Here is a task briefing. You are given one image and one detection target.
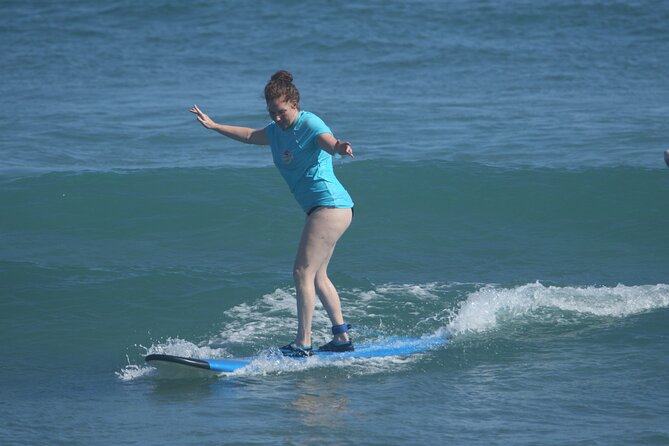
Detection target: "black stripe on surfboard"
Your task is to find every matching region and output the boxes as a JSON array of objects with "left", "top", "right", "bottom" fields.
[{"left": 145, "top": 354, "right": 211, "bottom": 370}]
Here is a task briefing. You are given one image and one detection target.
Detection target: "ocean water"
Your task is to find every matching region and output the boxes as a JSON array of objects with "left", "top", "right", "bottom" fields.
[{"left": 2, "top": 1, "right": 668, "bottom": 445}]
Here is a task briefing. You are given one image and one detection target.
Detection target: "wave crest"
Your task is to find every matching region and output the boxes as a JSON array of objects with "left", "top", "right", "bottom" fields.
[{"left": 447, "top": 282, "right": 669, "bottom": 335}]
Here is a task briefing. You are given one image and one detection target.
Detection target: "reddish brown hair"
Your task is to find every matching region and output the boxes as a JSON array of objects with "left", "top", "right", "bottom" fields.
[{"left": 264, "top": 70, "right": 300, "bottom": 106}]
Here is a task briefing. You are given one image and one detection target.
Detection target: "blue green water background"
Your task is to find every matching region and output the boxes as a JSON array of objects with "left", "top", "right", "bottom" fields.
[{"left": 2, "top": 1, "right": 668, "bottom": 444}]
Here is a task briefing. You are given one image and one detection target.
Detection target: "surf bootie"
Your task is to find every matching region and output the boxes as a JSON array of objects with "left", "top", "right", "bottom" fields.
[
  {"left": 318, "top": 323, "right": 355, "bottom": 352},
  {"left": 318, "top": 340, "right": 354, "bottom": 352},
  {"left": 279, "top": 343, "right": 314, "bottom": 357}
]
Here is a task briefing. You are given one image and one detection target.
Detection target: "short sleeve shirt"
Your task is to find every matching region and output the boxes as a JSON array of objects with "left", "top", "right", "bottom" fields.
[{"left": 264, "top": 111, "right": 354, "bottom": 212}]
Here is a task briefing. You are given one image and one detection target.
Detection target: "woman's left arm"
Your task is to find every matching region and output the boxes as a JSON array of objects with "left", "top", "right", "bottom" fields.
[{"left": 317, "top": 133, "right": 354, "bottom": 158}]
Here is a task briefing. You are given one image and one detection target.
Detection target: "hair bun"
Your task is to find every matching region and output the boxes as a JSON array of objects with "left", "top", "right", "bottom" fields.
[
  {"left": 271, "top": 70, "right": 293, "bottom": 83},
  {"left": 265, "top": 70, "right": 300, "bottom": 104}
]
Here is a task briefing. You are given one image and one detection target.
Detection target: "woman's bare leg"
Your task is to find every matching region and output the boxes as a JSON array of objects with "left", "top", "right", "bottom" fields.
[
  {"left": 292, "top": 207, "right": 352, "bottom": 347},
  {"left": 315, "top": 254, "right": 349, "bottom": 343}
]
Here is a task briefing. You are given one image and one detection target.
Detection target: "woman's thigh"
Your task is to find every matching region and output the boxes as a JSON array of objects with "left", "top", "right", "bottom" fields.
[{"left": 294, "top": 208, "right": 352, "bottom": 274}]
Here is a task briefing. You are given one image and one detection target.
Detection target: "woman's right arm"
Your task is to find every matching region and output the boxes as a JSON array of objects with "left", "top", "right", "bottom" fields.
[{"left": 190, "top": 105, "right": 269, "bottom": 145}]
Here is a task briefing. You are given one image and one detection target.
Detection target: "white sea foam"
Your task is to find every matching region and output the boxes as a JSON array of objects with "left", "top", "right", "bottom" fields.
[
  {"left": 223, "top": 350, "right": 421, "bottom": 379},
  {"left": 119, "top": 281, "right": 668, "bottom": 380},
  {"left": 116, "top": 362, "right": 154, "bottom": 382},
  {"left": 447, "top": 282, "right": 669, "bottom": 335},
  {"left": 374, "top": 283, "right": 440, "bottom": 299},
  {"left": 214, "top": 287, "right": 332, "bottom": 345}
]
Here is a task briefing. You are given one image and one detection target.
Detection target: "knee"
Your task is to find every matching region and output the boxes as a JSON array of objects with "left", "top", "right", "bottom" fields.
[{"left": 293, "top": 264, "right": 313, "bottom": 285}]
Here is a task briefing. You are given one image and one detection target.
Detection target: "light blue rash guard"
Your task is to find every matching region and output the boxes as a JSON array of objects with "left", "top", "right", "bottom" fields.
[{"left": 264, "top": 111, "right": 354, "bottom": 213}]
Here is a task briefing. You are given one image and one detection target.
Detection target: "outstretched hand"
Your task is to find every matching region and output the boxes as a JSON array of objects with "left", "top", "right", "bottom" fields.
[
  {"left": 335, "top": 140, "right": 354, "bottom": 158},
  {"left": 190, "top": 105, "right": 216, "bottom": 129}
]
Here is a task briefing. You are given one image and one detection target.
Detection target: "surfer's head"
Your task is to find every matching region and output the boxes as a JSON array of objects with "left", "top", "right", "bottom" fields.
[
  {"left": 265, "top": 70, "right": 300, "bottom": 106},
  {"left": 265, "top": 70, "right": 300, "bottom": 129}
]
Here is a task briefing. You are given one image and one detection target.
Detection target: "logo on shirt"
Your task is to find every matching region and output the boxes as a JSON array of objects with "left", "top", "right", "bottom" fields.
[{"left": 282, "top": 149, "right": 293, "bottom": 164}]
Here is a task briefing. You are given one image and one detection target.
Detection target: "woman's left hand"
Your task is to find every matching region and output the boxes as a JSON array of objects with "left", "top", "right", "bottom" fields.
[{"left": 334, "top": 140, "right": 354, "bottom": 158}]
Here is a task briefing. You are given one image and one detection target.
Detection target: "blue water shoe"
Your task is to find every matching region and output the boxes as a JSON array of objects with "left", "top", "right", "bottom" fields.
[
  {"left": 280, "top": 343, "right": 314, "bottom": 357},
  {"left": 318, "top": 323, "right": 355, "bottom": 352}
]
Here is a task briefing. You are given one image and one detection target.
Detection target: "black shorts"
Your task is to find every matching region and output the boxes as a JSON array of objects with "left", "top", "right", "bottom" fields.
[{"left": 307, "top": 206, "right": 355, "bottom": 217}]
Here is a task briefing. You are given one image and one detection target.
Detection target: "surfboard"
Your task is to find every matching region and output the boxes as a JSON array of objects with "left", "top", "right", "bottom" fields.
[{"left": 145, "top": 334, "right": 446, "bottom": 374}]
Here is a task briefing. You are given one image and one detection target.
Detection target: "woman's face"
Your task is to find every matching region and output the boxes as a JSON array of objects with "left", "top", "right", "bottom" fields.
[{"left": 267, "top": 97, "right": 299, "bottom": 129}]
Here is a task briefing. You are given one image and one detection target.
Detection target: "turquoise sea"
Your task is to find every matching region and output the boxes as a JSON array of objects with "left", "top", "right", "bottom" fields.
[{"left": 2, "top": 1, "right": 668, "bottom": 445}]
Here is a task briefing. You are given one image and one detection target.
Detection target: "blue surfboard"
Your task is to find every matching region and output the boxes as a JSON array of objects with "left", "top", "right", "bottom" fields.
[{"left": 145, "top": 335, "right": 446, "bottom": 374}]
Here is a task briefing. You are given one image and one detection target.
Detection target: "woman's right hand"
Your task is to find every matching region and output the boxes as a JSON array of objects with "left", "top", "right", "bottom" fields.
[
  {"left": 189, "top": 105, "right": 268, "bottom": 145},
  {"left": 190, "top": 105, "right": 217, "bottom": 129}
]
